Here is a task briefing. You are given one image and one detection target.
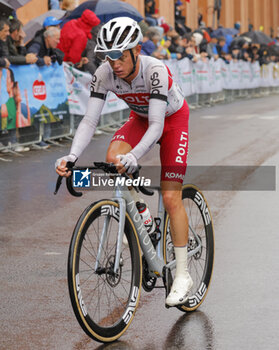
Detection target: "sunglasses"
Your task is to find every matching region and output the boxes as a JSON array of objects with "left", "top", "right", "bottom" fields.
[{"left": 95, "top": 49, "right": 124, "bottom": 61}]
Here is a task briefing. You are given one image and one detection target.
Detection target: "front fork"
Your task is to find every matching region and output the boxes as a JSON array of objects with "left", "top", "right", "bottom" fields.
[{"left": 94, "top": 199, "right": 126, "bottom": 275}]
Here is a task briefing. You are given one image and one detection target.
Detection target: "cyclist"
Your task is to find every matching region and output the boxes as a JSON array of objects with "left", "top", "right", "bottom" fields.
[{"left": 56, "top": 17, "right": 193, "bottom": 306}]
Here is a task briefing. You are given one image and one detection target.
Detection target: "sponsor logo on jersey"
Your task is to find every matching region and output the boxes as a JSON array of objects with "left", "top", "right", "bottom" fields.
[
  {"left": 176, "top": 131, "right": 188, "bottom": 164},
  {"left": 150, "top": 72, "right": 163, "bottom": 95},
  {"left": 112, "top": 135, "right": 125, "bottom": 141},
  {"left": 116, "top": 93, "right": 150, "bottom": 105},
  {"left": 165, "top": 172, "right": 184, "bottom": 180},
  {"left": 90, "top": 75, "right": 97, "bottom": 94}
]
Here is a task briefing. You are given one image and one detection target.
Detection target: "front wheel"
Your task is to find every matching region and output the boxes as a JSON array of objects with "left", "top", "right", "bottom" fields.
[
  {"left": 163, "top": 184, "right": 214, "bottom": 312},
  {"left": 68, "top": 200, "right": 142, "bottom": 343}
]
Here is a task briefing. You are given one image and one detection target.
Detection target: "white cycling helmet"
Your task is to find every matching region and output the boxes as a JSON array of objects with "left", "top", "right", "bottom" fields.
[{"left": 95, "top": 17, "right": 143, "bottom": 61}]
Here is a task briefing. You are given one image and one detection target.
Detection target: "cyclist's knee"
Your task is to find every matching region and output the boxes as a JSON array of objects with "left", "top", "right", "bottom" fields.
[{"left": 162, "top": 191, "right": 182, "bottom": 215}]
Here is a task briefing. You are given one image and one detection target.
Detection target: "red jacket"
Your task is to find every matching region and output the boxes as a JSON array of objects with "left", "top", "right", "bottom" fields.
[{"left": 58, "top": 9, "right": 100, "bottom": 64}]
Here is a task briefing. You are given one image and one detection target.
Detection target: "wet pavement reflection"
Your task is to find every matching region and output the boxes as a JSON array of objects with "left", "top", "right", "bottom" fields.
[{"left": 1, "top": 96, "right": 279, "bottom": 349}]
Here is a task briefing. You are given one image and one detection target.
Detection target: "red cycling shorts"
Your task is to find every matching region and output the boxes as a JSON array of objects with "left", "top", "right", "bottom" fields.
[{"left": 111, "top": 100, "right": 189, "bottom": 183}]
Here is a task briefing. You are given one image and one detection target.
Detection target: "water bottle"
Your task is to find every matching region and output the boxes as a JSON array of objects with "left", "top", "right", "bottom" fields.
[{"left": 136, "top": 201, "right": 155, "bottom": 234}]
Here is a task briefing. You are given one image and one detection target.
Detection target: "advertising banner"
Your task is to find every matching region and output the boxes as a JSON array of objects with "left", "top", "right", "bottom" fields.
[
  {"left": 272, "top": 63, "right": 279, "bottom": 87},
  {"left": 64, "top": 63, "right": 128, "bottom": 116},
  {"left": 177, "top": 58, "right": 196, "bottom": 96},
  {"left": 63, "top": 59, "right": 279, "bottom": 117},
  {"left": 0, "top": 63, "right": 69, "bottom": 131}
]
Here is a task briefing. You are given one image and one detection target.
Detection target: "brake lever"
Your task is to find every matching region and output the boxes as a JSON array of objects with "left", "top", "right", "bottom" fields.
[
  {"left": 54, "top": 160, "right": 82, "bottom": 196},
  {"left": 65, "top": 161, "right": 83, "bottom": 197},
  {"left": 54, "top": 175, "right": 63, "bottom": 195}
]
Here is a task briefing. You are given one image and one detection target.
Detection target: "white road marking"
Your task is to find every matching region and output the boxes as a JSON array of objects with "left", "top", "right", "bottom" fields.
[
  {"left": 236, "top": 114, "right": 257, "bottom": 120},
  {"left": 259, "top": 116, "right": 279, "bottom": 120},
  {"left": 200, "top": 115, "right": 221, "bottom": 119},
  {"left": 44, "top": 252, "right": 62, "bottom": 255}
]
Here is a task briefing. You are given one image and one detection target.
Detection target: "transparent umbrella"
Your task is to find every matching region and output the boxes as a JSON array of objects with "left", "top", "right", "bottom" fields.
[
  {"left": 23, "top": 9, "right": 66, "bottom": 44},
  {"left": 3, "top": 0, "right": 31, "bottom": 8}
]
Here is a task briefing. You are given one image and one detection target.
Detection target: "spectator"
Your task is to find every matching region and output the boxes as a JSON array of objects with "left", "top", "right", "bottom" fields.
[
  {"left": 248, "top": 44, "right": 260, "bottom": 63},
  {"left": 48, "top": 0, "right": 60, "bottom": 10},
  {"left": 5, "top": 18, "right": 38, "bottom": 65},
  {"left": 58, "top": 9, "right": 100, "bottom": 67},
  {"left": 179, "top": 33, "right": 196, "bottom": 61},
  {"left": 0, "top": 18, "right": 10, "bottom": 68},
  {"left": 79, "top": 23, "right": 102, "bottom": 74},
  {"left": 159, "top": 24, "right": 181, "bottom": 59},
  {"left": 138, "top": 20, "right": 150, "bottom": 37},
  {"left": 214, "top": 36, "right": 227, "bottom": 56},
  {"left": 27, "top": 26, "right": 64, "bottom": 66},
  {"left": 145, "top": 0, "right": 159, "bottom": 27},
  {"left": 141, "top": 27, "right": 161, "bottom": 56},
  {"left": 174, "top": 0, "right": 191, "bottom": 36},
  {"left": 43, "top": 16, "right": 62, "bottom": 30},
  {"left": 169, "top": 34, "right": 184, "bottom": 55},
  {"left": 234, "top": 22, "right": 241, "bottom": 33},
  {"left": 206, "top": 32, "right": 219, "bottom": 59},
  {"left": 26, "top": 16, "right": 62, "bottom": 49},
  {"left": 27, "top": 26, "right": 63, "bottom": 149}
]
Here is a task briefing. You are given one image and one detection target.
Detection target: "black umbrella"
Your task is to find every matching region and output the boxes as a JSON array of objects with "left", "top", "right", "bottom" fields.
[
  {"left": 0, "top": 0, "right": 13, "bottom": 16},
  {"left": 229, "top": 36, "right": 252, "bottom": 49},
  {"left": 240, "top": 31, "right": 273, "bottom": 45},
  {"left": 0, "top": 0, "right": 31, "bottom": 17},
  {"left": 268, "top": 44, "right": 279, "bottom": 56},
  {"left": 23, "top": 9, "right": 66, "bottom": 43}
]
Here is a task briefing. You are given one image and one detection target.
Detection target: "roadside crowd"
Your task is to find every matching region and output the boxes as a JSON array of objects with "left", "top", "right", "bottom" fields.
[
  {"left": 0, "top": 0, "right": 279, "bottom": 153},
  {"left": 1, "top": 0, "right": 279, "bottom": 72}
]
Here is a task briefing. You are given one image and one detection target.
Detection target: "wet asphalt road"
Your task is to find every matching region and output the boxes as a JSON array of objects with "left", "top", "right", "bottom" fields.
[{"left": 1, "top": 95, "right": 279, "bottom": 350}]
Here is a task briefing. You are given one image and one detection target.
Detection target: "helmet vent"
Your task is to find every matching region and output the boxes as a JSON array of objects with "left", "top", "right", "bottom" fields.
[
  {"left": 117, "top": 26, "right": 131, "bottom": 45},
  {"left": 110, "top": 21, "right": 116, "bottom": 31}
]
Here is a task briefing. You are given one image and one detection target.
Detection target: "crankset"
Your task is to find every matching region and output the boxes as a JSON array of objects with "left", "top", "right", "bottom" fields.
[{"left": 141, "top": 256, "right": 157, "bottom": 292}]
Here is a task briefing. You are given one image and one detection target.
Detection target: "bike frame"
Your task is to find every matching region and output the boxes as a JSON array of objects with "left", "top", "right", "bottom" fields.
[{"left": 95, "top": 181, "right": 203, "bottom": 278}]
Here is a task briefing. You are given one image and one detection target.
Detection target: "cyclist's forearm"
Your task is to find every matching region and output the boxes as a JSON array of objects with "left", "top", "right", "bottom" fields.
[
  {"left": 131, "top": 99, "right": 166, "bottom": 160},
  {"left": 70, "top": 97, "right": 104, "bottom": 158}
]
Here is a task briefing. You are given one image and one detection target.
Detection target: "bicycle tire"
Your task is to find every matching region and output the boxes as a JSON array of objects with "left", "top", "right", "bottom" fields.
[
  {"left": 163, "top": 184, "right": 214, "bottom": 312},
  {"left": 68, "top": 199, "right": 142, "bottom": 343}
]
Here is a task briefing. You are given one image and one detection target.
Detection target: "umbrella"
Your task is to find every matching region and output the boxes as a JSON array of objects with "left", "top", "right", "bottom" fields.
[
  {"left": 95, "top": 0, "right": 143, "bottom": 23},
  {"left": 240, "top": 31, "right": 273, "bottom": 45},
  {"left": 211, "top": 27, "right": 239, "bottom": 38},
  {"left": 229, "top": 36, "right": 252, "bottom": 49},
  {"left": 268, "top": 44, "right": 279, "bottom": 56},
  {"left": 3, "top": 0, "right": 31, "bottom": 9},
  {"left": 23, "top": 9, "right": 66, "bottom": 43},
  {"left": 61, "top": 0, "right": 143, "bottom": 27},
  {"left": 0, "top": 0, "right": 13, "bottom": 16}
]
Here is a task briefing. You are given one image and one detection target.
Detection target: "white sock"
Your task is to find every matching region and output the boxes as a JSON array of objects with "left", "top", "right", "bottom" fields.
[{"left": 174, "top": 245, "right": 188, "bottom": 279}]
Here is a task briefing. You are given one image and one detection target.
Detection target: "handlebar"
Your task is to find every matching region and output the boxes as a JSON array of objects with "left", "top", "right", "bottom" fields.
[{"left": 54, "top": 161, "right": 154, "bottom": 197}]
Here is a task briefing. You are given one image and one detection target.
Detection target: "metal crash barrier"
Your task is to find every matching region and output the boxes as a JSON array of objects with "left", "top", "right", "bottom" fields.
[{"left": 1, "top": 59, "right": 279, "bottom": 159}]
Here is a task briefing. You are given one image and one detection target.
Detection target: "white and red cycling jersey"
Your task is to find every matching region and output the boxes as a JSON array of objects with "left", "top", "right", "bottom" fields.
[
  {"left": 70, "top": 55, "right": 189, "bottom": 183},
  {"left": 90, "top": 55, "right": 185, "bottom": 117}
]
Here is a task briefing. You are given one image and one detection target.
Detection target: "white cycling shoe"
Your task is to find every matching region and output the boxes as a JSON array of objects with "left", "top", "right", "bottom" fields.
[{"left": 165, "top": 272, "right": 193, "bottom": 307}]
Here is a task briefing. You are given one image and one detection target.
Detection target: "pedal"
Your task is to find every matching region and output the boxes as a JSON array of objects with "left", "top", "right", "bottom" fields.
[
  {"left": 142, "top": 256, "right": 157, "bottom": 292},
  {"left": 162, "top": 266, "right": 173, "bottom": 309}
]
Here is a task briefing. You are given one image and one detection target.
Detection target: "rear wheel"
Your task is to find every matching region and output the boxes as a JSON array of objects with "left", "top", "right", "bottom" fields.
[
  {"left": 163, "top": 184, "right": 214, "bottom": 311},
  {"left": 68, "top": 200, "right": 142, "bottom": 342}
]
